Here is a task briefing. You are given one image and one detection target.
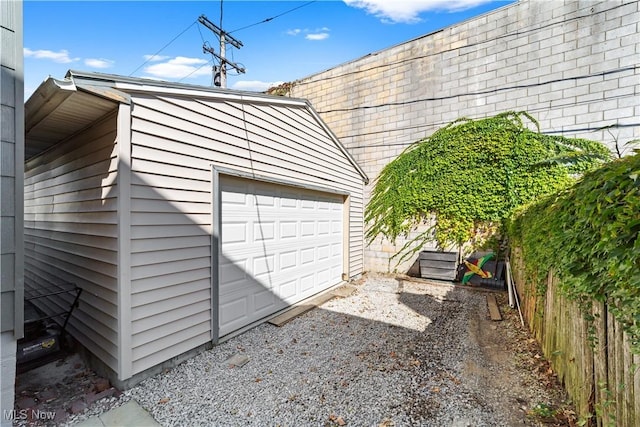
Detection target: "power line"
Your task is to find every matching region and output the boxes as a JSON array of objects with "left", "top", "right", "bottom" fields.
[
  {"left": 339, "top": 91, "right": 640, "bottom": 149},
  {"left": 295, "top": 2, "right": 631, "bottom": 88},
  {"left": 356, "top": 119, "right": 640, "bottom": 165},
  {"left": 316, "top": 66, "right": 638, "bottom": 114},
  {"left": 178, "top": 57, "right": 214, "bottom": 83},
  {"left": 229, "top": 0, "right": 317, "bottom": 34},
  {"left": 129, "top": 20, "right": 198, "bottom": 77}
]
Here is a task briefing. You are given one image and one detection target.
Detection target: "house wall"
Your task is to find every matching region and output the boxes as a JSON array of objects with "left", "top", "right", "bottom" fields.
[
  {"left": 126, "top": 92, "right": 364, "bottom": 376},
  {"left": 0, "top": 0, "right": 24, "bottom": 424},
  {"left": 24, "top": 113, "right": 120, "bottom": 374},
  {"left": 289, "top": 0, "right": 640, "bottom": 272}
]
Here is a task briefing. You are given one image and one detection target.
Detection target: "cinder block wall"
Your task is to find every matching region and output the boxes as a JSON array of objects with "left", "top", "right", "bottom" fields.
[{"left": 289, "top": 0, "right": 640, "bottom": 273}]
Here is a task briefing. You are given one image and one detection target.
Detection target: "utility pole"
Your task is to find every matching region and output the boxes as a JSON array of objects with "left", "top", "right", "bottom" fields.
[{"left": 198, "top": 14, "right": 245, "bottom": 88}]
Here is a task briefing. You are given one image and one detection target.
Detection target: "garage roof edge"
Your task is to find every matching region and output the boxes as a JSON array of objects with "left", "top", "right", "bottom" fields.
[
  {"left": 306, "top": 102, "right": 369, "bottom": 185},
  {"left": 65, "top": 70, "right": 369, "bottom": 184}
]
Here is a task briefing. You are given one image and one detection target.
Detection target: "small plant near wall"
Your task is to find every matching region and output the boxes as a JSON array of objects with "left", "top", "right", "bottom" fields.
[
  {"left": 365, "top": 111, "right": 610, "bottom": 266},
  {"left": 508, "top": 153, "right": 640, "bottom": 353},
  {"left": 266, "top": 81, "right": 296, "bottom": 96}
]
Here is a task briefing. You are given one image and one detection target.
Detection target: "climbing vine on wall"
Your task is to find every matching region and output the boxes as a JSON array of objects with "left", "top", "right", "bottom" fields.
[
  {"left": 266, "top": 81, "right": 296, "bottom": 96},
  {"left": 365, "top": 111, "right": 611, "bottom": 264},
  {"left": 508, "top": 153, "right": 640, "bottom": 352}
]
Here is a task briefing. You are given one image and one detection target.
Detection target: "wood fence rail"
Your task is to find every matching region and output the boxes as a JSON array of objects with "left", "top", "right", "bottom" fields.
[{"left": 511, "top": 248, "right": 639, "bottom": 427}]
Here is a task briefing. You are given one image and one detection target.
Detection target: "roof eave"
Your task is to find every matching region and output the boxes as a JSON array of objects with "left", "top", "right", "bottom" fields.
[{"left": 24, "top": 76, "right": 124, "bottom": 161}]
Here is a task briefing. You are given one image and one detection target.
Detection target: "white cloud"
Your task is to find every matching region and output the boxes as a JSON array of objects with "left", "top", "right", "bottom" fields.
[
  {"left": 232, "top": 80, "right": 285, "bottom": 92},
  {"left": 287, "top": 27, "right": 331, "bottom": 41},
  {"left": 143, "top": 56, "right": 211, "bottom": 79},
  {"left": 84, "top": 58, "right": 114, "bottom": 69},
  {"left": 24, "top": 48, "right": 79, "bottom": 63},
  {"left": 306, "top": 33, "right": 330, "bottom": 41},
  {"left": 143, "top": 54, "right": 170, "bottom": 62},
  {"left": 343, "top": 0, "right": 493, "bottom": 23}
]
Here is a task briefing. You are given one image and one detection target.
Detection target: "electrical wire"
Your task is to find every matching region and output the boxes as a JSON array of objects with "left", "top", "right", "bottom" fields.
[
  {"left": 177, "top": 58, "right": 214, "bottom": 83},
  {"left": 295, "top": 2, "right": 631, "bottom": 88},
  {"left": 228, "top": 0, "right": 317, "bottom": 34},
  {"left": 315, "top": 66, "right": 638, "bottom": 114},
  {"left": 341, "top": 90, "right": 640, "bottom": 148},
  {"left": 129, "top": 20, "right": 198, "bottom": 77}
]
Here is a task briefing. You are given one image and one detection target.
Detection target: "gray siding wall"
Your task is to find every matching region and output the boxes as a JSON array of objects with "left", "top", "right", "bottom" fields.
[
  {"left": 24, "top": 113, "right": 119, "bottom": 373},
  {"left": 1, "top": 0, "right": 23, "bottom": 422},
  {"left": 127, "top": 93, "right": 364, "bottom": 375},
  {"left": 290, "top": 0, "right": 640, "bottom": 272},
  {"left": 0, "top": 0, "right": 23, "bottom": 335}
]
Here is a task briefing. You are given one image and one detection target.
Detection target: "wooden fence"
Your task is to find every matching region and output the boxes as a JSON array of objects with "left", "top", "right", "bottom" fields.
[{"left": 510, "top": 248, "right": 639, "bottom": 426}]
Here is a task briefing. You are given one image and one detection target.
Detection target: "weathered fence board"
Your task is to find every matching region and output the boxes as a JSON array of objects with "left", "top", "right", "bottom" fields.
[
  {"left": 634, "top": 352, "right": 640, "bottom": 427},
  {"left": 592, "top": 302, "right": 609, "bottom": 427},
  {"left": 511, "top": 249, "right": 637, "bottom": 426}
]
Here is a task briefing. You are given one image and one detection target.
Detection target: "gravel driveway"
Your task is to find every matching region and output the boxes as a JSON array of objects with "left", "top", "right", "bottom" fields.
[{"left": 67, "top": 274, "right": 570, "bottom": 426}]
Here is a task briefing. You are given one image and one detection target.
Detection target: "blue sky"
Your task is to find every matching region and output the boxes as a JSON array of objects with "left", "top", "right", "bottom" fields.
[{"left": 24, "top": 0, "right": 515, "bottom": 98}]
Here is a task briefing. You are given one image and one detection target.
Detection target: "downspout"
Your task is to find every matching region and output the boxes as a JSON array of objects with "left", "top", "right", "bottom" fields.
[{"left": 116, "top": 103, "right": 133, "bottom": 381}]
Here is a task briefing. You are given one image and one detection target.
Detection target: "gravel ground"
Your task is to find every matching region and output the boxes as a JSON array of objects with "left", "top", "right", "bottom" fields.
[{"left": 59, "top": 273, "right": 570, "bottom": 427}]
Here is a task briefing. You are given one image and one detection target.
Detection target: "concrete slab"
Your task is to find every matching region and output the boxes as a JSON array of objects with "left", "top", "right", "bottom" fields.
[
  {"left": 75, "top": 400, "right": 160, "bottom": 427},
  {"left": 73, "top": 416, "right": 105, "bottom": 427}
]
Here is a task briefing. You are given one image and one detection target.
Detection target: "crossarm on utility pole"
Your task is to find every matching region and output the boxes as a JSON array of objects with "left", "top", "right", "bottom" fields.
[{"left": 198, "top": 14, "right": 245, "bottom": 88}]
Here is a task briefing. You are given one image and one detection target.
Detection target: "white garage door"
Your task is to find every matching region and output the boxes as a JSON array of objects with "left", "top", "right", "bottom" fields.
[{"left": 218, "top": 176, "right": 344, "bottom": 337}]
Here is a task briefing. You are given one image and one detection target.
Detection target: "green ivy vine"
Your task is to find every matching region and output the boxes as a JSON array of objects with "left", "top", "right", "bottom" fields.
[
  {"left": 365, "top": 111, "right": 611, "bottom": 265},
  {"left": 508, "top": 153, "right": 640, "bottom": 353}
]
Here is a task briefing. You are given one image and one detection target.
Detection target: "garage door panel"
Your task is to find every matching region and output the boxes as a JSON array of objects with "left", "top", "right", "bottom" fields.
[
  {"left": 301, "top": 199, "right": 315, "bottom": 209},
  {"left": 300, "top": 273, "right": 315, "bottom": 293},
  {"left": 280, "top": 221, "right": 297, "bottom": 239},
  {"left": 221, "top": 188, "right": 248, "bottom": 205},
  {"left": 254, "top": 222, "right": 275, "bottom": 241},
  {"left": 253, "top": 255, "right": 275, "bottom": 278},
  {"left": 255, "top": 194, "right": 275, "bottom": 206},
  {"left": 280, "top": 251, "right": 297, "bottom": 271},
  {"left": 280, "top": 193, "right": 298, "bottom": 208},
  {"left": 254, "top": 289, "right": 276, "bottom": 312},
  {"left": 332, "top": 242, "right": 342, "bottom": 257},
  {"left": 219, "top": 176, "right": 343, "bottom": 337},
  {"left": 219, "top": 258, "right": 249, "bottom": 290},
  {"left": 318, "top": 221, "right": 331, "bottom": 235},
  {"left": 220, "top": 298, "right": 247, "bottom": 325},
  {"left": 278, "top": 279, "right": 297, "bottom": 300},
  {"left": 318, "top": 200, "right": 332, "bottom": 210},
  {"left": 331, "top": 265, "right": 343, "bottom": 280},
  {"left": 222, "top": 222, "right": 247, "bottom": 244},
  {"left": 300, "top": 221, "right": 315, "bottom": 237},
  {"left": 317, "top": 244, "right": 331, "bottom": 261}
]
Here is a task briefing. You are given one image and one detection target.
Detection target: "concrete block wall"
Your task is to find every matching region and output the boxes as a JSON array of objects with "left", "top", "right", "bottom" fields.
[{"left": 290, "top": 0, "right": 640, "bottom": 273}]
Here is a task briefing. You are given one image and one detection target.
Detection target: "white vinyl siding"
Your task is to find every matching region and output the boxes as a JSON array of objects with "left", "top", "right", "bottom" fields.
[
  {"left": 128, "top": 99, "right": 213, "bottom": 375},
  {"left": 24, "top": 114, "right": 119, "bottom": 372},
  {"left": 24, "top": 75, "right": 365, "bottom": 382},
  {"left": 127, "top": 92, "right": 363, "bottom": 371},
  {"left": 131, "top": 93, "right": 364, "bottom": 268}
]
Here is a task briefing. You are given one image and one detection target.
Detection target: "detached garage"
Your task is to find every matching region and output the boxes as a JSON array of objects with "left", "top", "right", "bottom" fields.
[{"left": 24, "top": 70, "right": 367, "bottom": 386}]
